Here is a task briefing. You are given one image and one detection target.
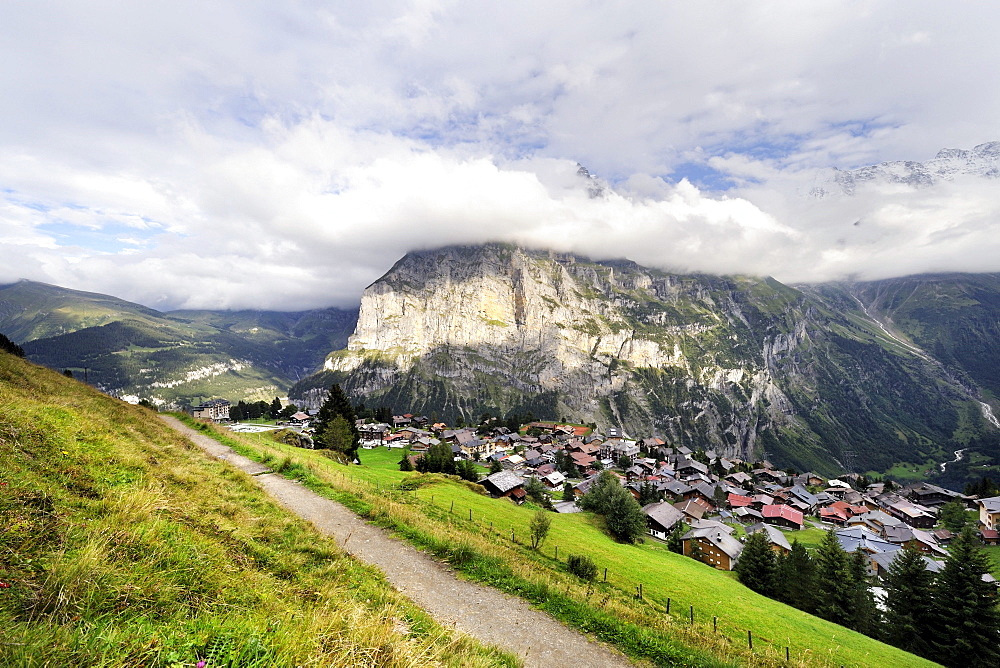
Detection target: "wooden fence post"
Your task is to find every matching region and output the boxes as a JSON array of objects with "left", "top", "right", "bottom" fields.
[
  {"left": 666, "top": 598, "right": 670, "bottom": 614},
  {"left": 555, "top": 546, "right": 558, "bottom": 560},
  {"left": 747, "top": 630, "right": 753, "bottom": 650},
  {"left": 603, "top": 568, "right": 607, "bottom": 582},
  {"left": 713, "top": 616, "right": 717, "bottom": 633},
  {"left": 689, "top": 605, "right": 694, "bottom": 624}
]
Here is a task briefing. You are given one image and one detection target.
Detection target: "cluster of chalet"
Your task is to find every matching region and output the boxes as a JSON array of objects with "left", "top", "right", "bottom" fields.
[
  {"left": 352, "top": 413, "right": 995, "bottom": 578},
  {"left": 634, "top": 455, "right": 979, "bottom": 573}
]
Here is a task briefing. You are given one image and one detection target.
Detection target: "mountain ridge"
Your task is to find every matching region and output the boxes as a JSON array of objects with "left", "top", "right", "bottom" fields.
[
  {"left": 0, "top": 280, "right": 358, "bottom": 407},
  {"left": 293, "top": 243, "right": 994, "bottom": 477}
]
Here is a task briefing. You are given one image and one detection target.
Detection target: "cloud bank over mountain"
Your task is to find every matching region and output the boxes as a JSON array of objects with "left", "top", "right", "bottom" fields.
[{"left": 1, "top": 2, "right": 999, "bottom": 309}]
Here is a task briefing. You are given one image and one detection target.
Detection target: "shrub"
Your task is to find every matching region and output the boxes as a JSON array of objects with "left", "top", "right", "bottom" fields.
[{"left": 566, "top": 553, "right": 597, "bottom": 581}]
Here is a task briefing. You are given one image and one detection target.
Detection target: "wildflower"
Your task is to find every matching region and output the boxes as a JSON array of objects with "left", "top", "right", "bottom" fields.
[
  {"left": 196, "top": 661, "right": 205, "bottom": 668},
  {"left": 0, "top": 582, "right": 10, "bottom": 588}
]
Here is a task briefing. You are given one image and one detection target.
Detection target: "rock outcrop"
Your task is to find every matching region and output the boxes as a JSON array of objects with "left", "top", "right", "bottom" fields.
[{"left": 304, "top": 244, "right": 973, "bottom": 474}]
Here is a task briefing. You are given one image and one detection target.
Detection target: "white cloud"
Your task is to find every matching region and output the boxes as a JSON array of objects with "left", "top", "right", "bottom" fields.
[{"left": 1, "top": 2, "right": 999, "bottom": 308}]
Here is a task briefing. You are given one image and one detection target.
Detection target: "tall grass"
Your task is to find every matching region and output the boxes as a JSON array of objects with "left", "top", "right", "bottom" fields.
[{"left": 0, "top": 354, "right": 517, "bottom": 667}]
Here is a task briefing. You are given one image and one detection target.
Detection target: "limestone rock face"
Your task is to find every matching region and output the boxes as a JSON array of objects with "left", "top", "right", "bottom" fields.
[
  {"left": 333, "top": 246, "right": 685, "bottom": 377},
  {"left": 305, "top": 244, "right": 971, "bottom": 474}
]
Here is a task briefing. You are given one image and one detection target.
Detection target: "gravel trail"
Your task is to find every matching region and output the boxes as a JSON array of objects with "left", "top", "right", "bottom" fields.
[{"left": 160, "top": 416, "right": 634, "bottom": 667}]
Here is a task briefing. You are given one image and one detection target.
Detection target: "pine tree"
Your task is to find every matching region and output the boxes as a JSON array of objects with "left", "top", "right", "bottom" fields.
[
  {"left": 815, "top": 530, "right": 853, "bottom": 626},
  {"left": 456, "top": 459, "right": 479, "bottom": 482},
  {"left": 666, "top": 523, "right": 685, "bottom": 554},
  {"left": 775, "top": 539, "right": 817, "bottom": 613},
  {"left": 931, "top": 525, "right": 1000, "bottom": 667},
  {"left": 270, "top": 396, "right": 282, "bottom": 418},
  {"left": 313, "top": 384, "right": 360, "bottom": 460},
  {"left": 489, "top": 458, "right": 503, "bottom": 474},
  {"left": 0, "top": 332, "right": 24, "bottom": 357},
  {"left": 735, "top": 531, "right": 776, "bottom": 597},
  {"left": 883, "top": 545, "right": 936, "bottom": 658},
  {"left": 638, "top": 480, "right": 661, "bottom": 505},
  {"left": 847, "top": 547, "right": 879, "bottom": 635}
]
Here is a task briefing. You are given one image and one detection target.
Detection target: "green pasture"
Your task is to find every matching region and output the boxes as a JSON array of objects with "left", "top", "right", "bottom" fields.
[{"left": 216, "top": 433, "right": 938, "bottom": 668}]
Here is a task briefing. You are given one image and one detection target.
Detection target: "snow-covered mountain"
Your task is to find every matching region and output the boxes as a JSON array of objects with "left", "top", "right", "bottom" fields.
[{"left": 813, "top": 141, "right": 1000, "bottom": 196}]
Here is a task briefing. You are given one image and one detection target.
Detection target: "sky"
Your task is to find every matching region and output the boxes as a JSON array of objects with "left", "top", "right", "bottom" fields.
[{"left": 2, "top": 1, "right": 999, "bottom": 310}]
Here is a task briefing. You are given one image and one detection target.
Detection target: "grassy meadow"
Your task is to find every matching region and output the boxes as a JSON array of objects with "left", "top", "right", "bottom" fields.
[
  {"left": 189, "top": 431, "right": 940, "bottom": 668},
  {"left": 0, "top": 354, "right": 517, "bottom": 668}
]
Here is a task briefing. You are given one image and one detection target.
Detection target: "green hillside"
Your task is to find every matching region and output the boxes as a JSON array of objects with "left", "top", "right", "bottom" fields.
[
  {"left": 0, "top": 352, "right": 513, "bottom": 667},
  {"left": 852, "top": 273, "right": 1000, "bottom": 398},
  {"left": 190, "top": 424, "right": 939, "bottom": 667},
  {"left": 0, "top": 280, "right": 358, "bottom": 407},
  {"left": 0, "top": 279, "right": 170, "bottom": 342}
]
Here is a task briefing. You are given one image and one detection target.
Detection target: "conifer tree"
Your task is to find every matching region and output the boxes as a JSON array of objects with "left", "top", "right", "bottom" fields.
[
  {"left": 270, "top": 396, "right": 282, "bottom": 418},
  {"left": 0, "top": 332, "right": 24, "bottom": 357},
  {"left": 931, "top": 525, "right": 1000, "bottom": 667},
  {"left": 735, "top": 531, "right": 777, "bottom": 596},
  {"left": 456, "top": 459, "right": 479, "bottom": 482},
  {"left": 815, "top": 530, "right": 853, "bottom": 626},
  {"left": 847, "top": 548, "right": 879, "bottom": 635},
  {"left": 313, "top": 384, "right": 360, "bottom": 461},
  {"left": 883, "top": 545, "right": 936, "bottom": 658},
  {"left": 775, "top": 539, "right": 817, "bottom": 612},
  {"left": 666, "top": 523, "right": 685, "bottom": 554}
]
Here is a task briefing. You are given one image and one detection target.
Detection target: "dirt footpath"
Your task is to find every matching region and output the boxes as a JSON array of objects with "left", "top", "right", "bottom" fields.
[{"left": 160, "top": 416, "right": 633, "bottom": 668}]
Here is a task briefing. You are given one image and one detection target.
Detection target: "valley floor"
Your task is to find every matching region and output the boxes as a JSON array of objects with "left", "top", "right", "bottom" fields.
[{"left": 160, "top": 416, "right": 633, "bottom": 668}]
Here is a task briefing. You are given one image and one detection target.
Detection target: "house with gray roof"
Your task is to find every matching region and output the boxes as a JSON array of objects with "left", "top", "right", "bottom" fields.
[
  {"left": 642, "top": 502, "right": 685, "bottom": 540},
  {"left": 682, "top": 526, "right": 744, "bottom": 571},
  {"left": 747, "top": 522, "right": 792, "bottom": 554},
  {"left": 479, "top": 471, "right": 526, "bottom": 502}
]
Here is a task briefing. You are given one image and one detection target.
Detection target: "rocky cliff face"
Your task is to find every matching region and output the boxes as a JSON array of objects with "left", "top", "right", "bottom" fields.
[{"left": 305, "top": 244, "right": 976, "bottom": 474}]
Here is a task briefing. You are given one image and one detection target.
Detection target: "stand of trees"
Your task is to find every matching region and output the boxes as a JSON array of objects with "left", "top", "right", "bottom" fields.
[
  {"left": 354, "top": 402, "right": 393, "bottom": 424},
  {"left": 736, "top": 527, "right": 1000, "bottom": 666},
  {"left": 579, "top": 471, "right": 646, "bottom": 543},
  {"left": 229, "top": 397, "right": 298, "bottom": 422},
  {"left": 0, "top": 332, "right": 24, "bottom": 357},
  {"left": 402, "top": 441, "right": 479, "bottom": 482},
  {"left": 312, "top": 384, "right": 360, "bottom": 462}
]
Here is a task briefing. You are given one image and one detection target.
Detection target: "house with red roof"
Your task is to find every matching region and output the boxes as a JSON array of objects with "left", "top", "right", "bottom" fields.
[
  {"left": 727, "top": 493, "right": 752, "bottom": 508},
  {"left": 762, "top": 504, "right": 804, "bottom": 530}
]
